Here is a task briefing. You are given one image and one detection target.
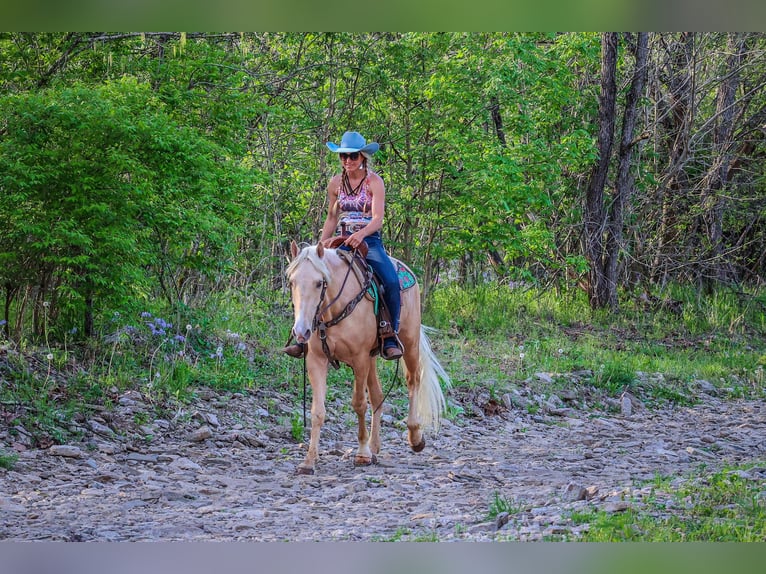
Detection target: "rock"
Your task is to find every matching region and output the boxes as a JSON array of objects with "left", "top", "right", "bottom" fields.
[
  {"left": 695, "top": 380, "right": 717, "bottom": 395},
  {"left": 467, "top": 521, "right": 497, "bottom": 534},
  {"left": 563, "top": 482, "right": 588, "bottom": 501},
  {"left": 603, "top": 501, "right": 631, "bottom": 513},
  {"left": 560, "top": 390, "right": 578, "bottom": 402},
  {"left": 49, "top": 445, "right": 83, "bottom": 458},
  {"left": 503, "top": 392, "right": 530, "bottom": 410},
  {"left": 233, "top": 432, "right": 266, "bottom": 448},
  {"left": 620, "top": 394, "right": 633, "bottom": 417},
  {"left": 194, "top": 412, "right": 220, "bottom": 428},
  {"left": 1, "top": 381, "right": 764, "bottom": 543},
  {"left": 190, "top": 426, "right": 213, "bottom": 442},
  {"left": 118, "top": 391, "right": 145, "bottom": 407},
  {"left": 495, "top": 511, "right": 510, "bottom": 529},
  {"left": 168, "top": 457, "right": 202, "bottom": 472},
  {"left": 126, "top": 452, "right": 159, "bottom": 463},
  {"left": 88, "top": 419, "right": 115, "bottom": 437},
  {"left": 0, "top": 497, "right": 26, "bottom": 513}
]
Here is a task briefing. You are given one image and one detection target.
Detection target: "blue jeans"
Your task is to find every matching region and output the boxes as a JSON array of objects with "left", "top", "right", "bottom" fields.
[{"left": 362, "top": 233, "right": 401, "bottom": 335}]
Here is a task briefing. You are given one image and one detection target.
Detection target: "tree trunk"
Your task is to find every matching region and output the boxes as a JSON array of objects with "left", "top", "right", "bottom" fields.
[
  {"left": 605, "top": 33, "right": 649, "bottom": 310},
  {"left": 584, "top": 33, "right": 618, "bottom": 309},
  {"left": 651, "top": 33, "right": 696, "bottom": 285},
  {"left": 700, "top": 33, "right": 747, "bottom": 288},
  {"left": 84, "top": 292, "right": 94, "bottom": 338},
  {"left": 489, "top": 95, "right": 507, "bottom": 147}
]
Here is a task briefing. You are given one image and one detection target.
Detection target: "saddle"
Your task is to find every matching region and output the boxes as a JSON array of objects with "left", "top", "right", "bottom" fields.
[{"left": 319, "top": 235, "right": 397, "bottom": 356}]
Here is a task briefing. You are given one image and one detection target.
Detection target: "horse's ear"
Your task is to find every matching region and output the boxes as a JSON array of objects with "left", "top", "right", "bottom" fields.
[
  {"left": 316, "top": 242, "right": 324, "bottom": 258},
  {"left": 290, "top": 240, "right": 299, "bottom": 259}
]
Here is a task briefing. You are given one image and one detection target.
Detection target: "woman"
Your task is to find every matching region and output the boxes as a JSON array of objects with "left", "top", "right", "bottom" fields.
[{"left": 285, "top": 131, "right": 403, "bottom": 360}]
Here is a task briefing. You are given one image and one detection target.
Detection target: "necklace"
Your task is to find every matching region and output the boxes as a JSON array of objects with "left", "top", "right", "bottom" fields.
[{"left": 343, "top": 170, "right": 365, "bottom": 196}]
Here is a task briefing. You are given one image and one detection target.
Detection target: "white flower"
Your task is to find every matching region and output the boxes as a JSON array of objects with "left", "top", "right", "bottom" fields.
[
  {"left": 519, "top": 352, "right": 526, "bottom": 360},
  {"left": 43, "top": 301, "right": 50, "bottom": 308},
  {"left": 46, "top": 353, "right": 54, "bottom": 361},
  {"left": 186, "top": 324, "right": 192, "bottom": 331},
  {"left": 558, "top": 349, "right": 564, "bottom": 355}
]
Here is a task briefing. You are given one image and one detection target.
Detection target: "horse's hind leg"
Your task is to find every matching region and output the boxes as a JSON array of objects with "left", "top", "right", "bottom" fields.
[
  {"left": 366, "top": 359, "right": 383, "bottom": 457},
  {"left": 351, "top": 361, "right": 375, "bottom": 466},
  {"left": 402, "top": 331, "right": 426, "bottom": 453}
]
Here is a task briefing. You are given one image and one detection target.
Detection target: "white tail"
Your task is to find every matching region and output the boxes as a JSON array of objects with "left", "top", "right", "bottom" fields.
[{"left": 413, "top": 325, "right": 450, "bottom": 432}]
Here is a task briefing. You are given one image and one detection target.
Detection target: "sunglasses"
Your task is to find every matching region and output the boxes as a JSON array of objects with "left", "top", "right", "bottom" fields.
[{"left": 339, "top": 152, "right": 360, "bottom": 160}]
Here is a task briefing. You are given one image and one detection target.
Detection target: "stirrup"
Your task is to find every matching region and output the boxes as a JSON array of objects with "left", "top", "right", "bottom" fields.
[{"left": 283, "top": 343, "right": 306, "bottom": 358}]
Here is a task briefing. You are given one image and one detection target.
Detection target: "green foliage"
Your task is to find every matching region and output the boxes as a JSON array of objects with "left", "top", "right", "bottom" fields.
[
  {"left": 0, "top": 450, "right": 19, "bottom": 470},
  {"left": 3, "top": 33, "right": 764, "bottom": 346},
  {"left": 425, "top": 282, "right": 591, "bottom": 337},
  {"left": 591, "top": 361, "right": 637, "bottom": 394},
  {"left": 290, "top": 411, "right": 305, "bottom": 442},
  {"left": 487, "top": 491, "right": 522, "bottom": 519},
  {"left": 571, "top": 464, "right": 766, "bottom": 541},
  {"left": 426, "top": 282, "right": 765, "bottom": 409},
  {"left": 0, "top": 76, "right": 253, "bottom": 340}
]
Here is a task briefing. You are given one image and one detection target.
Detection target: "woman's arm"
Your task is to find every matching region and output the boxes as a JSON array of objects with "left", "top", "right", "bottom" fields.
[{"left": 319, "top": 175, "right": 341, "bottom": 241}]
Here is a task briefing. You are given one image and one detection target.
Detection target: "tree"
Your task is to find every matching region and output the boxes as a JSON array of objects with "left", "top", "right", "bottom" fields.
[
  {"left": 584, "top": 33, "right": 619, "bottom": 309},
  {"left": 0, "top": 78, "right": 250, "bottom": 338}
]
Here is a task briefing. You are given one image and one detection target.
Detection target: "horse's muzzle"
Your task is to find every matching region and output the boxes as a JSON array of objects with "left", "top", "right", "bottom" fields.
[{"left": 293, "top": 326, "right": 312, "bottom": 344}]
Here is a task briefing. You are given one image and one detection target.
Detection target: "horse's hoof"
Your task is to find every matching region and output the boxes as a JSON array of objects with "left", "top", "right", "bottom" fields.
[
  {"left": 296, "top": 464, "right": 315, "bottom": 475},
  {"left": 354, "top": 454, "right": 376, "bottom": 466},
  {"left": 411, "top": 437, "right": 426, "bottom": 453}
]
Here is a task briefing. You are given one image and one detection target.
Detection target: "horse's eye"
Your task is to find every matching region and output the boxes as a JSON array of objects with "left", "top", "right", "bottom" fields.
[{"left": 315, "top": 281, "right": 323, "bottom": 289}]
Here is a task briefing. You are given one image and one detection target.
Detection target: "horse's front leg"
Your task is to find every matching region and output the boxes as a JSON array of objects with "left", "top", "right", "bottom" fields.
[
  {"left": 350, "top": 361, "right": 375, "bottom": 466},
  {"left": 366, "top": 358, "right": 383, "bottom": 457},
  {"left": 297, "top": 354, "right": 329, "bottom": 475}
]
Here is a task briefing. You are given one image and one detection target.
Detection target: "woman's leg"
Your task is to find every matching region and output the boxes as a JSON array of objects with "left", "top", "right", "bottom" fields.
[{"left": 363, "top": 234, "right": 402, "bottom": 357}]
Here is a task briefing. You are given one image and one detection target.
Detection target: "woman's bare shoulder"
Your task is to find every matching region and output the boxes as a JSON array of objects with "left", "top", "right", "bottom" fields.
[
  {"left": 327, "top": 173, "right": 342, "bottom": 192},
  {"left": 367, "top": 171, "right": 385, "bottom": 187}
]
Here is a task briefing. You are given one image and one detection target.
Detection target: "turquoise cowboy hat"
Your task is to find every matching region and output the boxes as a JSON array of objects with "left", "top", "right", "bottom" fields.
[{"left": 326, "top": 131, "right": 380, "bottom": 155}]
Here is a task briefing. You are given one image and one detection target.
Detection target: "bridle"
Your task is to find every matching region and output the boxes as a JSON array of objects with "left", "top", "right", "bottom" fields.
[{"left": 294, "top": 248, "right": 372, "bottom": 370}]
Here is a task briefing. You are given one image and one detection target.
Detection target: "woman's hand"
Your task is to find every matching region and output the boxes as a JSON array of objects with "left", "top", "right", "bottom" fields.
[{"left": 343, "top": 230, "right": 366, "bottom": 250}]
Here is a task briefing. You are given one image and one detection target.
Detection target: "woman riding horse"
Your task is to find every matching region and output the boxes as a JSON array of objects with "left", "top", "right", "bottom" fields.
[{"left": 284, "top": 131, "right": 403, "bottom": 360}]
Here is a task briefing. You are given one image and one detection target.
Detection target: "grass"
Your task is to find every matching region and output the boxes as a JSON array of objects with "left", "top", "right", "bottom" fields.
[
  {"left": 565, "top": 463, "right": 766, "bottom": 541},
  {"left": 1, "top": 281, "right": 764, "bottom": 464},
  {"left": 0, "top": 450, "right": 18, "bottom": 470},
  {"left": 372, "top": 527, "right": 440, "bottom": 542},
  {"left": 487, "top": 491, "right": 523, "bottom": 520},
  {"left": 426, "top": 283, "right": 766, "bottom": 412}
]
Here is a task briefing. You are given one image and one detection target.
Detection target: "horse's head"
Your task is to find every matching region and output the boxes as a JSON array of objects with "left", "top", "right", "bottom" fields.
[{"left": 286, "top": 240, "right": 331, "bottom": 344}]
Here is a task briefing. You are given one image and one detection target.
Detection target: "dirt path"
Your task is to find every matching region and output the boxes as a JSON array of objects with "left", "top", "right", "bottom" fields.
[{"left": 1, "top": 384, "right": 764, "bottom": 541}]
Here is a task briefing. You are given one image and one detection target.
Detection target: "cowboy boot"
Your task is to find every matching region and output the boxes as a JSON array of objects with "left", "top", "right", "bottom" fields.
[
  {"left": 282, "top": 343, "right": 306, "bottom": 358},
  {"left": 381, "top": 337, "right": 403, "bottom": 360}
]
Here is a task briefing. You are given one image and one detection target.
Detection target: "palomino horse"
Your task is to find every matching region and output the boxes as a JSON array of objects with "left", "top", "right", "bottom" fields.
[{"left": 286, "top": 240, "right": 450, "bottom": 475}]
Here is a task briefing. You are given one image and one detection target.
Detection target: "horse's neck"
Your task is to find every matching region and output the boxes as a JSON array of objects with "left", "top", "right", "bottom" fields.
[{"left": 323, "top": 250, "right": 365, "bottom": 305}]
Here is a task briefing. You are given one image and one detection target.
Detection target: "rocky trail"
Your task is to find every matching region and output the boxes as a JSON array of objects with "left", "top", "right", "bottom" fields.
[{"left": 1, "top": 380, "right": 764, "bottom": 541}]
